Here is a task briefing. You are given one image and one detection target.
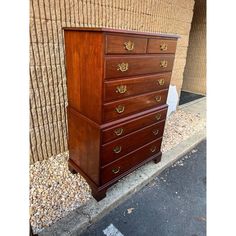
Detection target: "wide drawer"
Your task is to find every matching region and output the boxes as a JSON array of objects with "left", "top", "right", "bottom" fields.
[
  {"left": 104, "top": 72, "right": 172, "bottom": 102},
  {"left": 101, "top": 138, "right": 162, "bottom": 184},
  {"left": 103, "top": 89, "right": 168, "bottom": 122},
  {"left": 147, "top": 38, "right": 177, "bottom": 54},
  {"left": 105, "top": 55, "right": 175, "bottom": 79},
  {"left": 106, "top": 34, "right": 147, "bottom": 54},
  {"left": 101, "top": 120, "right": 165, "bottom": 166},
  {"left": 102, "top": 107, "right": 168, "bottom": 143}
]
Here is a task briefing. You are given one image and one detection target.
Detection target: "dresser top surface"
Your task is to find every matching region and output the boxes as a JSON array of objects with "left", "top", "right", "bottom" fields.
[{"left": 63, "top": 27, "right": 180, "bottom": 38}]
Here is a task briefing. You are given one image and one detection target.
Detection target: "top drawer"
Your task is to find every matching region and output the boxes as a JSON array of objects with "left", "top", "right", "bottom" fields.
[
  {"left": 147, "top": 38, "right": 177, "bottom": 54},
  {"left": 106, "top": 35, "right": 147, "bottom": 54}
]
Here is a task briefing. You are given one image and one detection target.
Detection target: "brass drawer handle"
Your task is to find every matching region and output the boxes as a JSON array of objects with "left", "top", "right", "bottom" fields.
[
  {"left": 155, "top": 96, "right": 162, "bottom": 102},
  {"left": 112, "top": 167, "right": 121, "bottom": 174},
  {"left": 155, "top": 114, "right": 161, "bottom": 121},
  {"left": 150, "top": 146, "right": 157, "bottom": 153},
  {"left": 114, "top": 128, "right": 124, "bottom": 136},
  {"left": 157, "top": 79, "right": 165, "bottom": 86},
  {"left": 113, "top": 146, "right": 122, "bottom": 154},
  {"left": 117, "top": 62, "right": 128, "bottom": 72},
  {"left": 160, "top": 43, "right": 168, "bottom": 51},
  {"left": 160, "top": 60, "right": 168, "bottom": 68},
  {"left": 152, "top": 129, "right": 159, "bottom": 136},
  {"left": 116, "top": 85, "right": 127, "bottom": 94},
  {"left": 115, "top": 105, "right": 125, "bottom": 114},
  {"left": 124, "top": 41, "right": 134, "bottom": 51}
]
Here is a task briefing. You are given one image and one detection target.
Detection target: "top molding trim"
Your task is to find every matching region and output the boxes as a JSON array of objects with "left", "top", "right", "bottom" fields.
[{"left": 63, "top": 27, "right": 180, "bottom": 39}]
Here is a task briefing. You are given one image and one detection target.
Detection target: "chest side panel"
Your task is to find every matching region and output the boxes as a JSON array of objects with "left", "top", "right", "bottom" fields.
[{"left": 64, "top": 31, "right": 104, "bottom": 124}]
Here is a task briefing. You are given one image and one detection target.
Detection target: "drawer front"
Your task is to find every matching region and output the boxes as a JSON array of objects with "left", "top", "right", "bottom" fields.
[
  {"left": 103, "top": 89, "right": 168, "bottom": 122},
  {"left": 101, "top": 120, "right": 165, "bottom": 166},
  {"left": 147, "top": 38, "right": 177, "bottom": 54},
  {"left": 104, "top": 73, "right": 171, "bottom": 102},
  {"left": 106, "top": 35, "right": 147, "bottom": 54},
  {"left": 101, "top": 138, "right": 162, "bottom": 184},
  {"left": 102, "top": 107, "right": 168, "bottom": 143},
  {"left": 105, "top": 55, "right": 175, "bottom": 79}
]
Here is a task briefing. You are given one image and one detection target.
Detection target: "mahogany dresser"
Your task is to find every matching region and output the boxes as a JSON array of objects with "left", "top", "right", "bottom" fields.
[{"left": 64, "top": 28, "right": 178, "bottom": 200}]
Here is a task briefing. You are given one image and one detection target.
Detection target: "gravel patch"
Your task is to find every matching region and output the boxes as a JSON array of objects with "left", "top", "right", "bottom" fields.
[
  {"left": 30, "top": 153, "right": 91, "bottom": 233},
  {"left": 30, "top": 109, "right": 205, "bottom": 234},
  {"left": 162, "top": 109, "right": 205, "bottom": 153}
]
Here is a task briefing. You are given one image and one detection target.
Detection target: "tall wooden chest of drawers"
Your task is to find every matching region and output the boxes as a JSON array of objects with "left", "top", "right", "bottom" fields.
[{"left": 64, "top": 28, "right": 178, "bottom": 200}]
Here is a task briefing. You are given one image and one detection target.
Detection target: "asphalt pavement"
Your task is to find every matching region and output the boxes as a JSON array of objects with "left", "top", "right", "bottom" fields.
[{"left": 80, "top": 140, "right": 206, "bottom": 236}]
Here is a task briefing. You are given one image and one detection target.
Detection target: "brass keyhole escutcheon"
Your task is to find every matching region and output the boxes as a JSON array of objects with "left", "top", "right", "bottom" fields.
[
  {"left": 116, "top": 85, "right": 127, "bottom": 94},
  {"left": 155, "top": 114, "right": 161, "bottom": 121},
  {"left": 115, "top": 105, "right": 125, "bottom": 114},
  {"left": 112, "top": 167, "right": 121, "bottom": 174},
  {"left": 155, "top": 96, "right": 162, "bottom": 103},
  {"left": 152, "top": 129, "right": 159, "bottom": 136},
  {"left": 117, "top": 62, "right": 128, "bottom": 72},
  {"left": 160, "top": 43, "right": 168, "bottom": 51},
  {"left": 160, "top": 60, "right": 168, "bottom": 68},
  {"left": 124, "top": 41, "right": 134, "bottom": 51},
  {"left": 150, "top": 146, "right": 157, "bottom": 153},
  {"left": 157, "top": 79, "right": 165, "bottom": 86},
  {"left": 113, "top": 146, "right": 122, "bottom": 154},
  {"left": 114, "top": 128, "right": 124, "bottom": 136}
]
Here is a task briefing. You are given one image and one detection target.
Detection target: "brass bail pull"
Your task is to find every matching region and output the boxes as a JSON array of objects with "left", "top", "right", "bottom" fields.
[
  {"left": 150, "top": 146, "right": 157, "bottom": 153},
  {"left": 160, "top": 43, "right": 168, "bottom": 51},
  {"left": 124, "top": 41, "right": 134, "bottom": 51},
  {"left": 117, "top": 62, "right": 128, "bottom": 72},
  {"left": 152, "top": 130, "right": 159, "bottom": 136},
  {"left": 116, "top": 85, "right": 127, "bottom": 94},
  {"left": 112, "top": 167, "right": 121, "bottom": 174},
  {"left": 115, "top": 105, "right": 125, "bottom": 114},
  {"left": 113, "top": 146, "right": 122, "bottom": 154},
  {"left": 160, "top": 60, "right": 168, "bottom": 68},
  {"left": 157, "top": 79, "right": 165, "bottom": 86},
  {"left": 155, "top": 96, "right": 162, "bottom": 102},
  {"left": 114, "top": 128, "right": 124, "bottom": 136},
  {"left": 155, "top": 114, "right": 161, "bottom": 120}
]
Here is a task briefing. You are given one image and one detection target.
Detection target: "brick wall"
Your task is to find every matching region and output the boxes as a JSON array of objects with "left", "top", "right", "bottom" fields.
[
  {"left": 30, "top": 0, "right": 195, "bottom": 163},
  {"left": 182, "top": 0, "right": 206, "bottom": 95}
]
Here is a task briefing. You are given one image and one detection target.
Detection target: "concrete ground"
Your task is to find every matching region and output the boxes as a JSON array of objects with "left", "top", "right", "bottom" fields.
[
  {"left": 81, "top": 140, "right": 206, "bottom": 236},
  {"left": 39, "top": 98, "right": 206, "bottom": 236},
  {"left": 180, "top": 97, "right": 206, "bottom": 119}
]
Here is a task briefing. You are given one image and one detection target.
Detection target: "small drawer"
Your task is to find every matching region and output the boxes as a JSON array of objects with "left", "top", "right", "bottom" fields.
[
  {"left": 102, "top": 107, "right": 168, "bottom": 143},
  {"left": 104, "top": 72, "right": 172, "bottom": 102},
  {"left": 103, "top": 89, "right": 168, "bottom": 122},
  {"left": 106, "top": 34, "right": 147, "bottom": 54},
  {"left": 101, "top": 138, "right": 162, "bottom": 184},
  {"left": 105, "top": 55, "right": 175, "bottom": 79},
  {"left": 147, "top": 38, "right": 177, "bottom": 54},
  {"left": 101, "top": 120, "right": 165, "bottom": 166}
]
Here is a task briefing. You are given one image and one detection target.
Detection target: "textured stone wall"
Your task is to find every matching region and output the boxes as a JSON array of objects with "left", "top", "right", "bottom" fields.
[
  {"left": 182, "top": 0, "right": 206, "bottom": 94},
  {"left": 30, "top": 0, "right": 195, "bottom": 163}
]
